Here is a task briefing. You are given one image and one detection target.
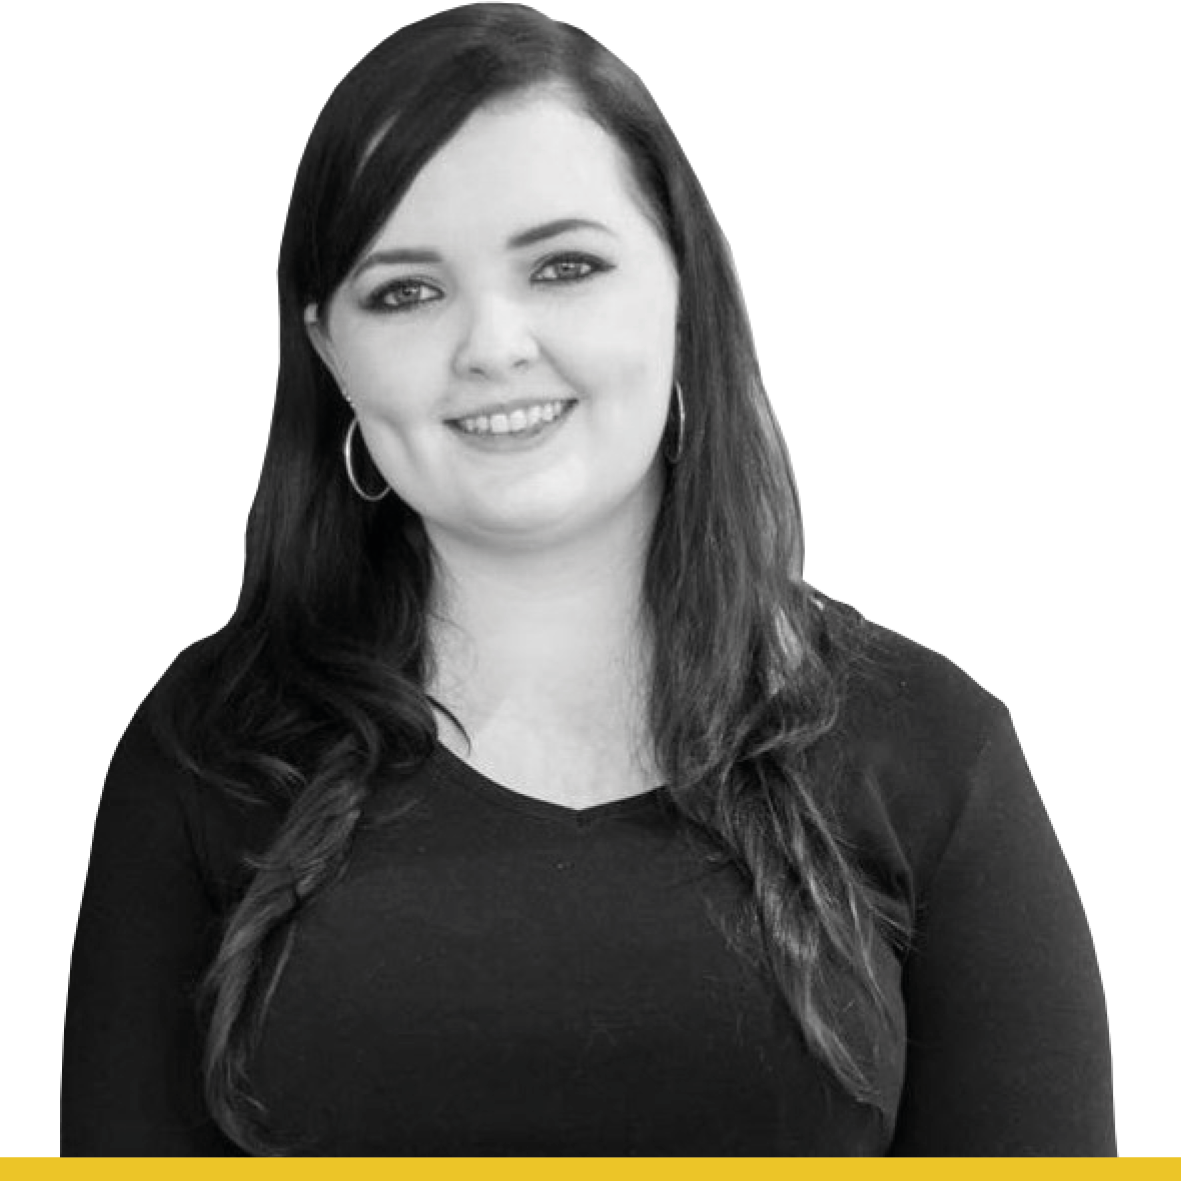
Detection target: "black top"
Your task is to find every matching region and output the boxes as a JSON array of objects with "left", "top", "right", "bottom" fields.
[{"left": 61, "top": 596, "right": 1116, "bottom": 1155}]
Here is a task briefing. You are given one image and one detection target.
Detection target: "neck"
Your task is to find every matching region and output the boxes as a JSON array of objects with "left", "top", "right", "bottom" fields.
[{"left": 422, "top": 485, "right": 660, "bottom": 722}]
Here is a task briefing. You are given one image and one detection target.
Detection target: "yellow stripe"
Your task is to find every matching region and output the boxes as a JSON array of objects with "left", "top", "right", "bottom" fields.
[{"left": 3, "top": 1159, "right": 1170, "bottom": 1178}]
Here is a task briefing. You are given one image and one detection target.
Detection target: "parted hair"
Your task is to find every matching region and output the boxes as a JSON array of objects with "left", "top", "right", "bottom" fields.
[{"left": 147, "top": 2, "right": 907, "bottom": 1154}]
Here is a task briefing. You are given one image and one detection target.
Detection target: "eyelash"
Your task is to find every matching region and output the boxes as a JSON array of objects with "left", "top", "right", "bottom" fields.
[{"left": 363, "top": 252, "right": 611, "bottom": 315}]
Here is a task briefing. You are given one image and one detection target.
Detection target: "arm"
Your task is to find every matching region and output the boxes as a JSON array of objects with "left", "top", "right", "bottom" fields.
[
  {"left": 61, "top": 704, "right": 245, "bottom": 1155},
  {"left": 888, "top": 706, "right": 1116, "bottom": 1156}
]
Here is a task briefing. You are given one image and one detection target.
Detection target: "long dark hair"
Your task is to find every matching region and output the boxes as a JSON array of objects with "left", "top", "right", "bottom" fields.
[{"left": 147, "top": 2, "right": 907, "bottom": 1154}]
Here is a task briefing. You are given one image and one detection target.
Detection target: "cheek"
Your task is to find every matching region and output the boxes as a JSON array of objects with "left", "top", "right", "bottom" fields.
[
  {"left": 563, "top": 285, "right": 677, "bottom": 402},
  {"left": 344, "top": 335, "right": 439, "bottom": 423}
]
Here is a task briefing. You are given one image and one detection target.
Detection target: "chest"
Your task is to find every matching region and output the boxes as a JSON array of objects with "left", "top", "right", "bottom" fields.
[
  {"left": 249, "top": 791, "right": 902, "bottom": 1154},
  {"left": 432, "top": 690, "right": 664, "bottom": 809}
]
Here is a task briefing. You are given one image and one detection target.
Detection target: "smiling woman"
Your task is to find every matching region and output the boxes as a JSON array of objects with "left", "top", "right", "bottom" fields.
[{"left": 61, "top": 1, "right": 1116, "bottom": 1158}]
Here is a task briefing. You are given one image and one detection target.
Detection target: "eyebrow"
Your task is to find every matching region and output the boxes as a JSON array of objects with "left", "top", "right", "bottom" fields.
[{"left": 351, "top": 217, "right": 616, "bottom": 278}]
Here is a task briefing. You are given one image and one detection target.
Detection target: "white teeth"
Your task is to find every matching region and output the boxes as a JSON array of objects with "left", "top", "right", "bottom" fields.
[{"left": 454, "top": 400, "right": 571, "bottom": 436}]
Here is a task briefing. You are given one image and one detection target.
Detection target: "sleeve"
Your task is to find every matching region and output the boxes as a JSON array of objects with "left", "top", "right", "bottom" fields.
[
  {"left": 61, "top": 703, "right": 246, "bottom": 1155},
  {"left": 887, "top": 705, "right": 1117, "bottom": 1156}
]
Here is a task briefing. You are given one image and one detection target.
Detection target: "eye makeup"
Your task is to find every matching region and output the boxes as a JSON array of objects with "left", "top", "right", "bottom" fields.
[{"left": 359, "top": 251, "right": 615, "bottom": 315}]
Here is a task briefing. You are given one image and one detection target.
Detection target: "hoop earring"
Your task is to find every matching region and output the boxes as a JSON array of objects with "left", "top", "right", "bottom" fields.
[
  {"left": 342, "top": 416, "right": 391, "bottom": 502},
  {"left": 663, "top": 380, "right": 686, "bottom": 465}
]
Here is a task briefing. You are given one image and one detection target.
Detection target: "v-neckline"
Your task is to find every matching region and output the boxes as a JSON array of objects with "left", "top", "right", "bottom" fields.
[{"left": 427, "top": 739, "right": 670, "bottom": 828}]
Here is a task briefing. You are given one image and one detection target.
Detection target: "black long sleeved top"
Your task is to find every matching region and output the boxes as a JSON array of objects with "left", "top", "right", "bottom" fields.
[{"left": 61, "top": 596, "right": 1116, "bottom": 1155}]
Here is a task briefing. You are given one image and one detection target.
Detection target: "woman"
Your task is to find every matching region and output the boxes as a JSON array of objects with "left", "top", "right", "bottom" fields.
[{"left": 61, "top": 2, "right": 1116, "bottom": 1156}]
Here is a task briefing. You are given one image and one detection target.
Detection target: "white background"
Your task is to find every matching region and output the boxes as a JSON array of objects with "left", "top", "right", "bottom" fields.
[{"left": 3, "top": 0, "right": 1177, "bottom": 1157}]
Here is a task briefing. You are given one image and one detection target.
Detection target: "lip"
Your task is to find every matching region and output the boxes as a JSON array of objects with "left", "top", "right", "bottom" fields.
[
  {"left": 445, "top": 398, "right": 577, "bottom": 449},
  {"left": 444, "top": 396, "right": 577, "bottom": 423}
]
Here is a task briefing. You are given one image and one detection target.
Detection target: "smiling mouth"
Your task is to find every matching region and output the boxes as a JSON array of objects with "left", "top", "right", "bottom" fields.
[{"left": 446, "top": 398, "right": 578, "bottom": 437}]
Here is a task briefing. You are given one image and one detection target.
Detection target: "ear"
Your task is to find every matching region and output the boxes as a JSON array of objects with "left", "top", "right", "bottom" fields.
[{"left": 303, "top": 302, "right": 341, "bottom": 383}]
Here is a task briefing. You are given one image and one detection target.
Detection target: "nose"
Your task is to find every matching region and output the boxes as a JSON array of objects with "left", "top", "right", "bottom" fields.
[{"left": 451, "top": 291, "right": 540, "bottom": 379}]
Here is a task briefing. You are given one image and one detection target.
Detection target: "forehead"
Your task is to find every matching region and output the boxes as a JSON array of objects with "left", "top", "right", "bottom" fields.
[{"left": 370, "top": 92, "right": 654, "bottom": 248}]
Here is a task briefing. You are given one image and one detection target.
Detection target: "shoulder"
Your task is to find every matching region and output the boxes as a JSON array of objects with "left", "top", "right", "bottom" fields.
[
  {"left": 808, "top": 588, "right": 1020, "bottom": 910},
  {"left": 811, "top": 586, "right": 1007, "bottom": 756},
  {"left": 109, "top": 636, "right": 284, "bottom": 909}
]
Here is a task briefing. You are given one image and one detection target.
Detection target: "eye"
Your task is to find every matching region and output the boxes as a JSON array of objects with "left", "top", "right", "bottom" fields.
[
  {"left": 364, "top": 278, "right": 443, "bottom": 314},
  {"left": 533, "top": 252, "right": 610, "bottom": 284}
]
